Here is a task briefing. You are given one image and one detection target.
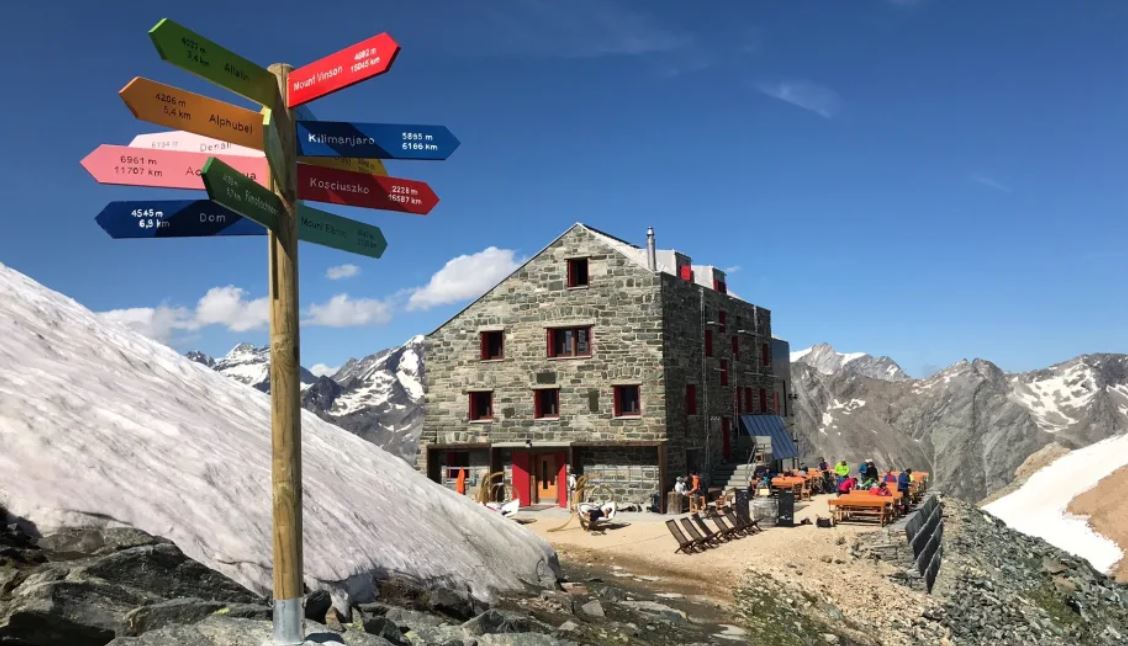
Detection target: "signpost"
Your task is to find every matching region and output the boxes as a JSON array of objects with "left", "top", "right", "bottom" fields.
[
  {"left": 130, "top": 131, "right": 262, "bottom": 157},
  {"left": 296, "top": 120, "right": 459, "bottom": 160},
  {"left": 85, "top": 18, "right": 454, "bottom": 644},
  {"left": 120, "top": 77, "right": 265, "bottom": 151},
  {"left": 296, "top": 164, "right": 439, "bottom": 215},
  {"left": 149, "top": 18, "right": 279, "bottom": 106},
  {"left": 287, "top": 33, "right": 399, "bottom": 107},
  {"left": 95, "top": 200, "right": 265, "bottom": 238},
  {"left": 81, "top": 144, "right": 268, "bottom": 190},
  {"left": 298, "top": 203, "right": 386, "bottom": 258}
]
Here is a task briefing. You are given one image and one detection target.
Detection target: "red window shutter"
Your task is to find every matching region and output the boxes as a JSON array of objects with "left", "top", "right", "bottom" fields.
[
  {"left": 720, "top": 360, "right": 729, "bottom": 386},
  {"left": 613, "top": 387, "right": 622, "bottom": 417},
  {"left": 732, "top": 336, "right": 739, "bottom": 358},
  {"left": 468, "top": 393, "right": 474, "bottom": 420},
  {"left": 479, "top": 333, "right": 486, "bottom": 360},
  {"left": 719, "top": 311, "right": 726, "bottom": 332},
  {"left": 773, "top": 391, "right": 780, "bottom": 414},
  {"left": 705, "top": 330, "right": 713, "bottom": 356},
  {"left": 533, "top": 391, "right": 541, "bottom": 418},
  {"left": 759, "top": 388, "right": 767, "bottom": 412},
  {"left": 566, "top": 259, "right": 574, "bottom": 287},
  {"left": 546, "top": 329, "right": 553, "bottom": 358},
  {"left": 686, "top": 384, "right": 697, "bottom": 415}
]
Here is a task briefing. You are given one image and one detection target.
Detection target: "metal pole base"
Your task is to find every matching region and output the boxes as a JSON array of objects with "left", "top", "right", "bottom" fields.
[{"left": 272, "top": 598, "right": 304, "bottom": 645}]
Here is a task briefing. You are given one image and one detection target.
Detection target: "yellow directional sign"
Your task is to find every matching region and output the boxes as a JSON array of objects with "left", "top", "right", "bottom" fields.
[
  {"left": 298, "top": 156, "right": 388, "bottom": 176},
  {"left": 120, "top": 77, "right": 264, "bottom": 151}
]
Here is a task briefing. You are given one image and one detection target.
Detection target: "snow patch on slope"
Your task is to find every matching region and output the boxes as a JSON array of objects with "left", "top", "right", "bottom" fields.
[
  {"left": 1008, "top": 362, "right": 1100, "bottom": 433},
  {"left": 0, "top": 263, "right": 556, "bottom": 603},
  {"left": 984, "top": 432, "right": 1128, "bottom": 574}
]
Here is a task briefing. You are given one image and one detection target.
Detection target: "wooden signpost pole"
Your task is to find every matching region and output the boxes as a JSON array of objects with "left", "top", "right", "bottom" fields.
[{"left": 266, "top": 63, "right": 304, "bottom": 646}]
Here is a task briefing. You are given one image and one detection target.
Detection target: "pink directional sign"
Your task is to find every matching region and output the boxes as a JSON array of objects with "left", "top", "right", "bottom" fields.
[
  {"left": 130, "top": 131, "right": 264, "bottom": 158},
  {"left": 80, "top": 145, "right": 269, "bottom": 190}
]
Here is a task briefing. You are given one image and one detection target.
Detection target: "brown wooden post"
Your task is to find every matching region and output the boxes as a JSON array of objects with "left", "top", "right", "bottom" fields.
[{"left": 266, "top": 63, "right": 304, "bottom": 646}]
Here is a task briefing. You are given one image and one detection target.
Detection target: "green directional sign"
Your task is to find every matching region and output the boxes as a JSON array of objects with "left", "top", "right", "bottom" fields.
[
  {"left": 298, "top": 203, "right": 387, "bottom": 259},
  {"left": 149, "top": 18, "right": 279, "bottom": 107},
  {"left": 201, "top": 157, "right": 282, "bottom": 231}
]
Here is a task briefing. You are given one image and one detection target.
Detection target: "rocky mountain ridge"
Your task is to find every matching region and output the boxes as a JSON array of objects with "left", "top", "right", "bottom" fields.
[{"left": 791, "top": 345, "right": 1128, "bottom": 501}]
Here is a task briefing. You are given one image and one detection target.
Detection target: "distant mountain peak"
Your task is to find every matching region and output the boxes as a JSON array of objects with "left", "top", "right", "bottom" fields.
[{"left": 791, "top": 342, "right": 910, "bottom": 382}]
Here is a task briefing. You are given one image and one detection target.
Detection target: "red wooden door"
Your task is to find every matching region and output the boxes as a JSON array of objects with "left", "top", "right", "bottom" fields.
[{"left": 512, "top": 452, "right": 531, "bottom": 506}]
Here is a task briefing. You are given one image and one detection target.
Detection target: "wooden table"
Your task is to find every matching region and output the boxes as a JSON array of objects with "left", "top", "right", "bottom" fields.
[
  {"left": 771, "top": 477, "right": 810, "bottom": 500},
  {"left": 829, "top": 494, "right": 897, "bottom": 525}
]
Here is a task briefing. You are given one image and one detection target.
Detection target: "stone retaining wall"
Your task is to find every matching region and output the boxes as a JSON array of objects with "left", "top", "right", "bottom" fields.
[{"left": 853, "top": 494, "right": 944, "bottom": 592}]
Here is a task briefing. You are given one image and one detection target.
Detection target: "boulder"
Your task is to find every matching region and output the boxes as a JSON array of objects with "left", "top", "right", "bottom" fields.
[
  {"left": 362, "top": 616, "right": 408, "bottom": 645},
  {"left": 462, "top": 608, "right": 551, "bottom": 636},
  {"left": 122, "top": 598, "right": 225, "bottom": 636},
  {"left": 305, "top": 589, "right": 333, "bottom": 622}
]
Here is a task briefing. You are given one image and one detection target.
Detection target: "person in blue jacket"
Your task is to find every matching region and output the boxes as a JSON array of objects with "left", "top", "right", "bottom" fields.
[{"left": 897, "top": 468, "right": 913, "bottom": 511}]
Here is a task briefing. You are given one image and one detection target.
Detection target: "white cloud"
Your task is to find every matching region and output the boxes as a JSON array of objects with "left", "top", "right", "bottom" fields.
[
  {"left": 970, "top": 174, "right": 1012, "bottom": 193},
  {"left": 723, "top": 265, "right": 741, "bottom": 274},
  {"left": 194, "top": 286, "right": 269, "bottom": 332},
  {"left": 99, "top": 305, "right": 194, "bottom": 343},
  {"left": 407, "top": 247, "right": 522, "bottom": 311},
  {"left": 326, "top": 264, "right": 360, "bottom": 280},
  {"left": 309, "top": 363, "right": 339, "bottom": 378},
  {"left": 304, "top": 294, "right": 392, "bottom": 327},
  {"left": 757, "top": 80, "right": 842, "bottom": 119}
]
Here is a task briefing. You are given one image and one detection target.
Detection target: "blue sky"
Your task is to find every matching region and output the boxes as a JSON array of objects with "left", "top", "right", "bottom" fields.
[{"left": 0, "top": 1, "right": 1125, "bottom": 377}]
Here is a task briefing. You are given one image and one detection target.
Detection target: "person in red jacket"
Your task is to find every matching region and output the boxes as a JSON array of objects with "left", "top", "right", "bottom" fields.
[
  {"left": 870, "top": 481, "right": 893, "bottom": 496},
  {"left": 836, "top": 476, "right": 856, "bottom": 496}
]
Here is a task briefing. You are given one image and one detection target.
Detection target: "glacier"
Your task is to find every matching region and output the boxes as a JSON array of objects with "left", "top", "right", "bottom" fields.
[{"left": 0, "top": 262, "right": 557, "bottom": 605}]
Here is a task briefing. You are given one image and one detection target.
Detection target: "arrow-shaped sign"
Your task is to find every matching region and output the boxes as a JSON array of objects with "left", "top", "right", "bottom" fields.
[
  {"left": 130, "top": 131, "right": 263, "bottom": 157},
  {"left": 201, "top": 157, "right": 283, "bottom": 230},
  {"left": 296, "top": 120, "right": 459, "bottom": 161},
  {"left": 149, "top": 18, "right": 279, "bottom": 107},
  {"left": 296, "top": 164, "right": 438, "bottom": 215},
  {"left": 95, "top": 200, "right": 265, "bottom": 238},
  {"left": 287, "top": 33, "right": 400, "bottom": 108},
  {"left": 300, "top": 156, "right": 387, "bottom": 176},
  {"left": 298, "top": 203, "right": 387, "bottom": 258},
  {"left": 81, "top": 145, "right": 268, "bottom": 190},
  {"left": 120, "top": 77, "right": 265, "bottom": 151}
]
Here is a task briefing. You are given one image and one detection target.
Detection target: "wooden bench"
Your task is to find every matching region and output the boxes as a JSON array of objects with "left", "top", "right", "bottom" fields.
[{"left": 829, "top": 495, "right": 895, "bottom": 526}]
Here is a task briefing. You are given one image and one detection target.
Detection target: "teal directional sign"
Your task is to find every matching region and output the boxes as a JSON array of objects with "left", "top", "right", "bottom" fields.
[{"left": 298, "top": 203, "right": 387, "bottom": 258}]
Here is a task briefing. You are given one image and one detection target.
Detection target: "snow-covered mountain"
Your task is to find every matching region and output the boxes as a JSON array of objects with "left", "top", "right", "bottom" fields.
[
  {"left": 186, "top": 343, "right": 317, "bottom": 392},
  {"left": 0, "top": 262, "right": 556, "bottom": 604},
  {"left": 304, "top": 336, "right": 425, "bottom": 462},
  {"left": 985, "top": 432, "right": 1128, "bottom": 582},
  {"left": 792, "top": 345, "right": 1128, "bottom": 502},
  {"left": 190, "top": 337, "right": 426, "bottom": 463},
  {"left": 791, "top": 342, "right": 910, "bottom": 382}
]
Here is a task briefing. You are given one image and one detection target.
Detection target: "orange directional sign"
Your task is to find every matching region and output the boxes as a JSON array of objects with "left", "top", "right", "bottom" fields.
[
  {"left": 80, "top": 145, "right": 268, "bottom": 190},
  {"left": 120, "top": 77, "right": 264, "bottom": 151}
]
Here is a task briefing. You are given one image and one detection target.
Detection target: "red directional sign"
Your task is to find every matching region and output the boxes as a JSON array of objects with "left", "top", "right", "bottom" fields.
[
  {"left": 81, "top": 145, "right": 268, "bottom": 190},
  {"left": 287, "top": 33, "right": 400, "bottom": 108},
  {"left": 296, "top": 164, "right": 437, "bottom": 215}
]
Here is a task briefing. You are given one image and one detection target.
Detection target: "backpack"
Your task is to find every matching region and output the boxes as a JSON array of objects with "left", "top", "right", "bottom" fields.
[{"left": 816, "top": 516, "right": 834, "bottom": 528}]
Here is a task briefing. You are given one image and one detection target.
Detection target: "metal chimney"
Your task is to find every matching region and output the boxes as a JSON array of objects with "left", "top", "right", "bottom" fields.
[{"left": 646, "top": 226, "right": 657, "bottom": 272}]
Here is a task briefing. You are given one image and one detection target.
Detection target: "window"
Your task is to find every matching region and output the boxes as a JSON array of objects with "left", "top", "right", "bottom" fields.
[
  {"left": 479, "top": 330, "right": 504, "bottom": 360},
  {"left": 759, "top": 388, "right": 768, "bottom": 413},
  {"left": 761, "top": 343, "right": 772, "bottom": 367},
  {"left": 713, "top": 279, "right": 727, "bottom": 294},
  {"left": 547, "top": 326, "right": 592, "bottom": 358},
  {"left": 744, "top": 387, "right": 753, "bottom": 413},
  {"left": 718, "top": 311, "right": 727, "bottom": 333},
  {"left": 566, "top": 258, "right": 589, "bottom": 287},
  {"left": 704, "top": 330, "right": 713, "bottom": 356},
  {"left": 534, "top": 388, "right": 560, "bottom": 419},
  {"left": 468, "top": 391, "right": 493, "bottom": 421},
  {"left": 720, "top": 360, "right": 729, "bottom": 386},
  {"left": 731, "top": 335, "right": 739, "bottom": 359},
  {"left": 685, "top": 384, "right": 698, "bottom": 415},
  {"left": 613, "top": 385, "right": 641, "bottom": 417}
]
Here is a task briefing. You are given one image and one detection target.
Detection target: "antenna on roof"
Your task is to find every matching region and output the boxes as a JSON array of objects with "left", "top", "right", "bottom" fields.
[{"left": 646, "top": 226, "right": 656, "bottom": 272}]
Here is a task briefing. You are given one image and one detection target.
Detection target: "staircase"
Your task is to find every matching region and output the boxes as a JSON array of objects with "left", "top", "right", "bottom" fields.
[{"left": 710, "top": 462, "right": 758, "bottom": 492}]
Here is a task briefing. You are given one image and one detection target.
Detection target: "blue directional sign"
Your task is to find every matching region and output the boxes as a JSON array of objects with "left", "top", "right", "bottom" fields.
[
  {"left": 296, "top": 120, "right": 459, "bottom": 160},
  {"left": 95, "top": 200, "right": 266, "bottom": 239}
]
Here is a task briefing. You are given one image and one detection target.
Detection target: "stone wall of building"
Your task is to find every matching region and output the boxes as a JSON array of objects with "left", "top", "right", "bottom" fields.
[
  {"left": 658, "top": 273, "right": 777, "bottom": 482},
  {"left": 576, "top": 446, "right": 661, "bottom": 508},
  {"left": 420, "top": 226, "right": 669, "bottom": 474}
]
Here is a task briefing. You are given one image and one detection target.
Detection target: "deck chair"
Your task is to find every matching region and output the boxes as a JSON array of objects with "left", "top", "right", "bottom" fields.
[
  {"left": 665, "top": 519, "right": 704, "bottom": 554},
  {"left": 680, "top": 516, "right": 718, "bottom": 547},
  {"left": 710, "top": 512, "right": 743, "bottom": 539},
  {"left": 732, "top": 506, "right": 762, "bottom": 534},
  {"left": 692, "top": 513, "right": 730, "bottom": 543}
]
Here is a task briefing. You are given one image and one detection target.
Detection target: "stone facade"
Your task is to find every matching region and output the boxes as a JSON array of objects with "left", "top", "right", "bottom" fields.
[{"left": 419, "top": 224, "right": 782, "bottom": 509}]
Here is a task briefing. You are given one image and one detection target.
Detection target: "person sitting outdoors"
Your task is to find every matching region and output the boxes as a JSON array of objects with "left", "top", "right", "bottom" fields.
[
  {"left": 884, "top": 470, "right": 897, "bottom": 483},
  {"left": 834, "top": 460, "right": 850, "bottom": 486},
  {"left": 688, "top": 472, "right": 706, "bottom": 512},
  {"left": 870, "top": 481, "right": 893, "bottom": 496},
  {"left": 818, "top": 456, "right": 829, "bottom": 473},
  {"left": 857, "top": 459, "right": 869, "bottom": 480},
  {"left": 865, "top": 460, "right": 879, "bottom": 483},
  {"left": 837, "top": 476, "right": 857, "bottom": 496}
]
